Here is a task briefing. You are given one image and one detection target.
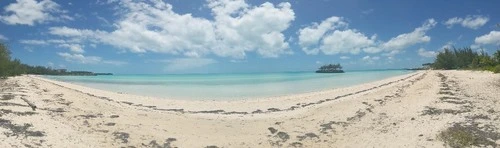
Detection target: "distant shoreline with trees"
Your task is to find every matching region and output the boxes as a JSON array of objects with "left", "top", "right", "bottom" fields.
[{"left": 1, "top": 42, "right": 111, "bottom": 79}]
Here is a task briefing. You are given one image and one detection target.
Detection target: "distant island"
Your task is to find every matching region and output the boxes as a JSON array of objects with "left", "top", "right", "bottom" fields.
[{"left": 316, "top": 63, "right": 345, "bottom": 73}]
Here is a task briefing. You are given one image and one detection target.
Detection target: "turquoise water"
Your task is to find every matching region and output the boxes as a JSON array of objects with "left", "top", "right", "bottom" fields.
[{"left": 44, "top": 70, "right": 414, "bottom": 100}]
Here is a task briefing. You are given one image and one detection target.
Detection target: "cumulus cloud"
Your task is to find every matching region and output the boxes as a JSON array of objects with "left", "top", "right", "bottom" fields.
[
  {"left": 20, "top": 38, "right": 87, "bottom": 53},
  {"left": 320, "top": 29, "right": 375, "bottom": 55},
  {"left": 57, "top": 52, "right": 101, "bottom": 64},
  {"left": 340, "top": 56, "right": 350, "bottom": 60},
  {"left": 19, "top": 39, "right": 48, "bottom": 45},
  {"left": 0, "top": 34, "right": 8, "bottom": 41},
  {"left": 48, "top": 26, "right": 93, "bottom": 37},
  {"left": 297, "top": 16, "right": 347, "bottom": 54},
  {"left": 48, "top": 0, "right": 294, "bottom": 59},
  {"left": 209, "top": 0, "right": 295, "bottom": 58},
  {"left": 417, "top": 48, "right": 437, "bottom": 58},
  {"left": 163, "top": 58, "right": 217, "bottom": 71},
  {"left": 57, "top": 52, "right": 126, "bottom": 65},
  {"left": 361, "top": 55, "right": 380, "bottom": 64},
  {"left": 362, "top": 56, "right": 379, "bottom": 61},
  {"left": 297, "top": 16, "right": 375, "bottom": 55},
  {"left": 0, "top": 0, "right": 72, "bottom": 26},
  {"left": 444, "top": 15, "right": 489, "bottom": 29},
  {"left": 381, "top": 19, "right": 436, "bottom": 55},
  {"left": 102, "top": 60, "right": 128, "bottom": 66},
  {"left": 475, "top": 31, "right": 500, "bottom": 45},
  {"left": 58, "top": 44, "right": 84, "bottom": 53},
  {"left": 298, "top": 17, "right": 435, "bottom": 57}
]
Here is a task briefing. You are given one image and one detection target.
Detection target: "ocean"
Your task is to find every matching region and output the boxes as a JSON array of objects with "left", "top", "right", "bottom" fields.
[{"left": 44, "top": 70, "right": 414, "bottom": 100}]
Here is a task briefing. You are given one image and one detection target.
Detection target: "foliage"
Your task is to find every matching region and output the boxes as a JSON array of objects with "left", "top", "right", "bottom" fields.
[
  {"left": 432, "top": 47, "right": 500, "bottom": 73},
  {"left": 493, "top": 65, "right": 500, "bottom": 73},
  {"left": 493, "top": 50, "right": 500, "bottom": 64},
  {"left": 0, "top": 42, "right": 13, "bottom": 78},
  {"left": 453, "top": 47, "right": 477, "bottom": 69},
  {"left": 433, "top": 48, "right": 457, "bottom": 70},
  {"left": 316, "top": 63, "right": 344, "bottom": 73}
]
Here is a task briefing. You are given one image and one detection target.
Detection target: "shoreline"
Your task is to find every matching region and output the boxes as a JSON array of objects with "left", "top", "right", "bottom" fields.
[
  {"left": 40, "top": 70, "right": 414, "bottom": 101},
  {"left": 31, "top": 71, "right": 422, "bottom": 115},
  {"left": 1, "top": 70, "right": 499, "bottom": 147}
]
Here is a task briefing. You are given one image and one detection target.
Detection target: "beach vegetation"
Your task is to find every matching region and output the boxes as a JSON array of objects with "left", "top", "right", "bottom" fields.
[
  {"left": 432, "top": 47, "right": 500, "bottom": 73},
  {"left": 439, "top": 123, "right": 500, "bottom": 148}
]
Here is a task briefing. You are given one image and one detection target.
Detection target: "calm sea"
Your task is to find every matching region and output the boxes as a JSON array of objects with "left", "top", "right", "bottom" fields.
[{"left": 44, "top": 70, "right": 414, "bottom": 100}]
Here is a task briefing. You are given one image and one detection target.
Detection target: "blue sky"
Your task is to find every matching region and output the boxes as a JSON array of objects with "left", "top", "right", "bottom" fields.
[{"left": 0, "top": 0, "right": 499, "bottom": 74}]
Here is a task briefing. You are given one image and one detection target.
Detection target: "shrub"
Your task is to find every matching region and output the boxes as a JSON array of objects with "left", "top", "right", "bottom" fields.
[{"left": 493, "top": 65, "right": 500, "bottom": 73}]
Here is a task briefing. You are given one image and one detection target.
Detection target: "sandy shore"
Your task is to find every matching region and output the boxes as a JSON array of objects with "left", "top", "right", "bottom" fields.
[{"left": 1, "top": 70, "right": 499, "bottom": 147}]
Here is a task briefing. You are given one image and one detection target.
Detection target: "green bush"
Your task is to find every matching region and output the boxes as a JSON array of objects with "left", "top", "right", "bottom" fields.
[
  {"left": 493, "top": 65, "right": 500, "bottom": 73},
  {"left": 432, "top": 48, "right": 500, "bottom": 73}
]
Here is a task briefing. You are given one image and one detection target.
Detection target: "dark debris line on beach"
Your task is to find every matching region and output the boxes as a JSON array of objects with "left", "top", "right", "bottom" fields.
[
  {"left": 424, "top": 72, "right": 500, "bottom": 148},
  {"left": 35, "top": 72, "right": 425, "bottom": 115}
]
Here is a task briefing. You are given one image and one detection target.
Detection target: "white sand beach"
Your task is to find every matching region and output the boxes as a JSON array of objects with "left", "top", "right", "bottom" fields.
[{"left": 1, "top": 70, "right": 499, "bottom": 147}]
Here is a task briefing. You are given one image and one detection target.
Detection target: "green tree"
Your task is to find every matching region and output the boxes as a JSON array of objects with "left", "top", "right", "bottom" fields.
[
  {"left": 0, "top": 42, "right": 11, "bottom": 78},
  {"left": 477, "top": 50, "right": 495, "bottom": 67},
  {"left": 493, "top": 50, "right": 500, "bottom": 64},
  {"left": 453, "top": 47, "right": 476, "bottom": 68},
  {"left": 433, "top": 48, "right": 456, "bottom": 69}
]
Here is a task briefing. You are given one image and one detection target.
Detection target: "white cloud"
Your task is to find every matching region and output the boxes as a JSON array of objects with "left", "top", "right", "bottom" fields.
[
  {"left": 320, "top": 29, "right": 375, "bottom": 55},
  {"left": 417, "top": 48, "right": 437, "bottom": 58},
  {"left": 362, "top": 46, "right": 383, "bottom": 53},
  {"left": 315, "top": 61, "right": 322, "bottom": 64},
  {"left": 0, "top": 0, "right": 71, "bottom": 26},
  {"left": 444, "top": 15, "right": 489, "bottom": 29},
  {"left": 208, "top": 0, "right": 295, "bottom": 58},
  {"left": 19, "top": 39, "right": 48, "bottom": 45},
  {"left": 475, "top": 31, "right": 500, "bottom": 45},
  {"left": 361, "top": 9, "right": 374, "bottom": 15},
  {"left": 57, "top": 52, "right": 126, "bottom": 65},
  {"left": 298, "top": 16, "right": 376, "bottom": 55},
  {"left": 444, "top": 17, "right": 462, "bottom": 28},
  {"left": 47, "top": 39, "right": 67, "bottom": 44},
  {"left": 361, "top": 55, "right": 380, "bottom": 64},
  {"left": 163, "top": 58, "right": 216, "bottom": 71},
  {"left": 102, "top": 60, "right": 127, "bottom": 66},
  {"left": 362, "top": 56, "right": 380, "bottom": 61},
  {"left": 297, "top": 16, "right": 347, "bottom": 55},
  {"left": 340, "top": 56, "right": 350, "bottom": 60},
  {"left": 19, "top": 38, "right": 87, "bottom": 53},
  {"left": 48, "top": 26, "right": 92, "bottom": 37},
  {"left": 470, "top": 44, "right": 481, "bottom": 50},
  {"left": 49, "top": 0, "right": 294, "bottom": 59},
  {"left": 57, "top": 52, "right": 101, "bottom": 64},
  {"left": 96, "top": 16, "right": 110, "bottom": 26},
  {"left": 298, "top": 17, "right": 436, "bottom": 57},
  {"left": 0, "top": 34, "right": 8, "bottom": 40},
  {"left": 381, "top": 19, "right": 436, "bottom": 55},
  {"left": 58, "top": 44, "right": 84, "bottom": 53}
]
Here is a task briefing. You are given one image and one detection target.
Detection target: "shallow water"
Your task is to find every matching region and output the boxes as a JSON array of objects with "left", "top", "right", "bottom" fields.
[{"left": 44, "top": 70, "right": 414, "bottom": 100}]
